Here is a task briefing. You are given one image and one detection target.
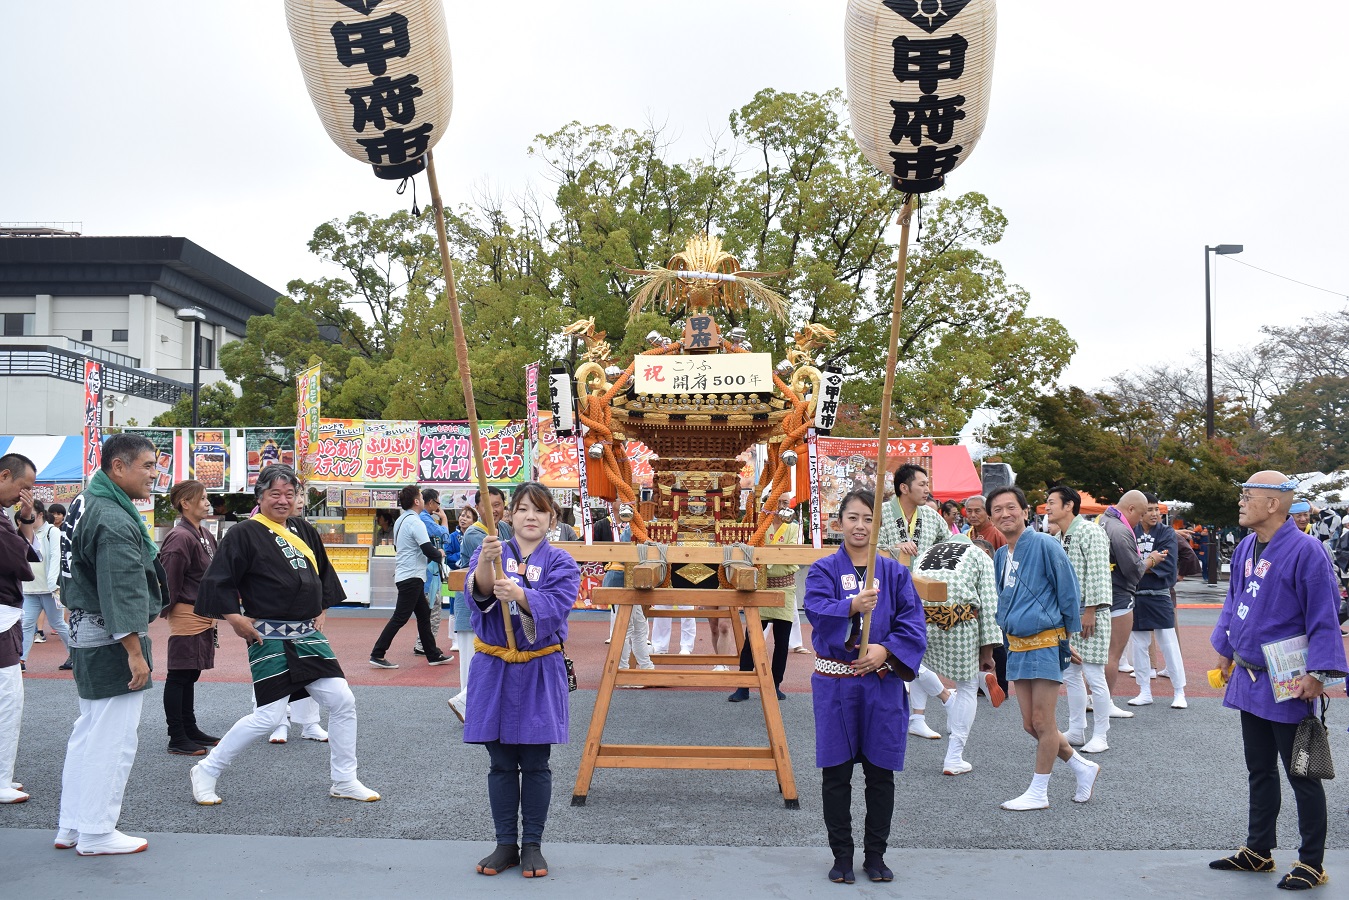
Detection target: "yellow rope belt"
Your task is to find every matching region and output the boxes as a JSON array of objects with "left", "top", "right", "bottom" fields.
[
  {"left": 474, "top": 638, "right": 562, "bottom": 663},
  {"left": 1006, "top": 627, "right": 1067, "bottom": 653}
]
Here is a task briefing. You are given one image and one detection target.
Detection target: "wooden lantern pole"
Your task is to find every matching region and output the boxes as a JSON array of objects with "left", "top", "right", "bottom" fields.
[
  {"left": 860, "top": 194, "right": 916, "bottom": 653},
  {"left": 425, "top": 150, "right": 515, "bottom": 650}
]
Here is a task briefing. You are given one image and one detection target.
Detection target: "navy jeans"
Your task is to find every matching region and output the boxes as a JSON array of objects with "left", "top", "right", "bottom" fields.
[{"left": 485, "top": 740, "right": 552, "bottom": 845}]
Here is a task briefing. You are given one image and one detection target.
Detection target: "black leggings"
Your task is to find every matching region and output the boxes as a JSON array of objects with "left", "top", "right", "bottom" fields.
[
  {"left": 163, "top": 668, "right": 202, "bottom": 738},
  {"left": 738, "top": 619, "right": 792, "bottom": 688}
]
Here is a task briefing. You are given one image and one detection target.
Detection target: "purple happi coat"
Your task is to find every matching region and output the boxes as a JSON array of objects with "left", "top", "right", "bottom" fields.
[
  {"left": 1211, "top": 517, "right": 1348, "bottom": 724},
  {"left": 464, "top": 538, "right": 580, "bottom": 745},
  {"left": 805, "top": 547, "right": 927, "bottom": 770}
]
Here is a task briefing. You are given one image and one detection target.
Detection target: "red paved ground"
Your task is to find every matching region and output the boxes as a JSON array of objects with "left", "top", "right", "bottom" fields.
[{"left": 20, "top": 615, "right": 1264, "bottom": 699}]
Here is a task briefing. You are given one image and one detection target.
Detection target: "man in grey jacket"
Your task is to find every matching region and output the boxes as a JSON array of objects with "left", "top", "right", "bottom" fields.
[{"left": 1098, "top": 490, "right": 1147, "bottom": 719}]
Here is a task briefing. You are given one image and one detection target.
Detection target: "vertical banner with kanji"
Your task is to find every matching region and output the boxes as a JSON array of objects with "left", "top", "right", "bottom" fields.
[
  {"left": 418, "top": 421, "right": 473, "bottom": 483},
  {"left": 125, "top": 428, "right": 177, "bottom": 493},
  {"left": 808, "top": 433, "right": 822, "bottom": 548},
  {"left": 362, "top": 421, "right": 419, "bottom": 483},
  {"left": 82, "top": 360, "right": 103, "bottom": 480},
  {"left": 525, "top": 362, "right": 540, "bottom": 479},
  {"left": 296, "top": 363, "right": 321, "bottom": 482}
]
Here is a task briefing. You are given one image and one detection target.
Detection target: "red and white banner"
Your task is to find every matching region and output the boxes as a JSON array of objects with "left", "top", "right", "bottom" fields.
[{"left": 82, "top": 360, "right": 103, "bottom": 480}]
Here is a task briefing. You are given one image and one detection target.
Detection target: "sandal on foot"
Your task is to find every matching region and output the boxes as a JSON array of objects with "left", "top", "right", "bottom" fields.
[
  {"left": 1209, "top": 846, "right": 1275, "bottom": 873},
  {"left": 1278, "top": 861, "right": 1328, "bottom": 890},
  {"left": 863, "top": 856, "right": 893, "bottom": 882},
  {"left": 521, "top": 842, "right": 549, "bottom": 877},
  {"left": 828, "top": 857, "right": 855, "bottom": 884},
  {"left": 477, "top": 844, "right": 519, "bottom": 876}
]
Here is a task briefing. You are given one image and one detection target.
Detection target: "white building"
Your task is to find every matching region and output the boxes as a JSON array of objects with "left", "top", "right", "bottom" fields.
[{"left": 0, "top": 229, "right": 281, "bottom": 434}]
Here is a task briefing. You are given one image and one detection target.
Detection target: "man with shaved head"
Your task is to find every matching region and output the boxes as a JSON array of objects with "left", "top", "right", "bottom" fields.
[
  {"left": 1096, "top": 490, "right": 1148, "bottom": 718},
  {"left": 1209, "top": 471, "right": 1347, "bottom": 890}
]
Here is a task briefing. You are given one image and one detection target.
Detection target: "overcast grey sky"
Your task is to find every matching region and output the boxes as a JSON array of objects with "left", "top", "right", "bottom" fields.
[{"left": 4, "top": 1, "right": 1346, "bottom": 396}]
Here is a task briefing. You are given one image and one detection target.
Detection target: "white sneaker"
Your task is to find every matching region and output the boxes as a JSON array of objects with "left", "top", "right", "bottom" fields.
[
  {"left": 712, "top": 665, "right": 729, "bottom": 672},
  {"left": 1147, "top": 668, "right": 1158, "bottom": 679},
  {"left": 1000, "top": 791, "right": 1049, "bottom": 811},
  {"left": 678, "top": 649, "right": 692, "bottom": 655},
  {"left": 1063, "top": 730, "right": 1085, "bottom": 747},
  {"left": 330, "top": 780, "right": 380, "bottom": 802},
  {"left": 1118, "top": 661, "right": 1134, "bottom": 674},
  {"left": 1127, "top": 694, "right": 1153, "bottom": 707},
  {"left": 1106, "top": 704, "right": 1135, "bottom": 719},
  {"left": 190, "top": 764, "right": 223, "bottom": 805},
  {"left": 301, "top": 724, "right": 329, "bottom": 742},
  {"left": 1157, "top": 668, "right": 1170, "bottom": 679},
  {"left": 54, "top": 827, "right": 78, "bottom": 849},
  {"left": 1072, "top": 759, "right": 1101, "bottom": 803},
  {"left": 1081, "top": 736, "right": 1109, "bottom": 754},
  {"left": 1085, "top": 698, "right": 1094, "bottom": 712},
  {"left": 76, "top": 830, "right": 148, "bottom": 856},
  {"left": 0, "top": 786, "right": 29, "bottom": 804},
  {"left": 908, "top": 716, "right": 941, "bottom": 740},
  {"left": 448, "top": 693, "right": 466, "bottom": 723},
  {"left": 269, "top": 723, "right": 288, "bottom": 744},
  {"left": 942, "top": 760, "right": 973, "bottom": 776},
  {"left": 1170, "top": 692, "right": 1188, "bottom": 709}
]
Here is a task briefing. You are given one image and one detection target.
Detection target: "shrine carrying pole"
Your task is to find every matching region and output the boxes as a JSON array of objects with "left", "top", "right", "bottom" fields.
[
  {"left": 860, "top": 195, "right": 915, "bottom": 653},
  {"left": 426, "top": 151, "right": 514, "bottom": 650}
]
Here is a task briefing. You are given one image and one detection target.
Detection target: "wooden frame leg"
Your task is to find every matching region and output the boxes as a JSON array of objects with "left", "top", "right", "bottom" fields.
[
  {"left": 746, "top": 608, "right": 799, "bottom": 808},
  {"left": 572, "top": 603, "right": 633, "bottom": 806}
]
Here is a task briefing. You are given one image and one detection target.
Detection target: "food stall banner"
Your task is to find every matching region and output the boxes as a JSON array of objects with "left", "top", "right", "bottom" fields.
[
  {"left": 473, "top": 420, "right": 529, "bottom": 484},
  {"left": 813, "top": 436, "right": 934, "bottom": 543},
  {"left": 188, "top": 429, "right": 231, "bottom": 491},
  {"left": 124, "top": 428, "right": 176, "bottom": 493},
  {"left": 310, "top": 419, "right": 364, "bottom": 482},
  {"left": 242, "top": 428, "right": 297, "bottom": 488},
  {"left": 535, "top": 411, "right": 580, "bottom": 489},
  {"left": 418, "top": 421, "right": 473, "bottom": 483},
  {"left": 362, "top": 420, "right": 419, "bottom": 483}
]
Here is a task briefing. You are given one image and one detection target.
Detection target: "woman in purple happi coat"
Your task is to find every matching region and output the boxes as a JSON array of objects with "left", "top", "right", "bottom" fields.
[
  {"left": 465, "top": 482, "right": 580, "bottom": 880},
  {"left": 805, "top": 490, "right": 927, "bottom": 885},
  {"left": 1209, "top": 471, "right": 1348, "bottom": 890}
]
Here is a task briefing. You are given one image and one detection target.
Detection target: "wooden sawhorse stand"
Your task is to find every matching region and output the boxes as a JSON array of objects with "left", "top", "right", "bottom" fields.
[{"left": 572, "top": 586, "right": 799, "bottom": 809}]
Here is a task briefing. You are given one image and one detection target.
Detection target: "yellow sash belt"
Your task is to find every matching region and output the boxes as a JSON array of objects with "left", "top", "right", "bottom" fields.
[
  {"left": 1006, "top": 627, "right": 1066, "bottom": 653},
  {"left": 474, "top": 637, "right": 562, "bottom": 663},
  {"left": 249, "top": 514, "right": 318, "bottom": 571}
]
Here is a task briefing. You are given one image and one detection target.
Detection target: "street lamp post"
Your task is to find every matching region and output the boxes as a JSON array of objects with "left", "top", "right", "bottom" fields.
[
  {"left": 1203, "top": 244, "right": 1243, "bottom": 440},
  {"left": 175, "top": 307, "right": 208, "bottom": 428},
  {"left": 1203, "top": 243, "right": 1241, "bottom": 585}
]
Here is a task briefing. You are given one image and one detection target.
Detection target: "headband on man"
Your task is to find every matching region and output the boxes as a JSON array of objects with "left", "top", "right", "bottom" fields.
[{"left": 1237, "top": 479, "right": 1299, "bottom": 493}]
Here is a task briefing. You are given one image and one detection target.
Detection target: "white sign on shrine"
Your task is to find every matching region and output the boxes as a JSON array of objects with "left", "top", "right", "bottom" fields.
[{"left": 634, "top": 353, "right": 773, "bottom": 396}]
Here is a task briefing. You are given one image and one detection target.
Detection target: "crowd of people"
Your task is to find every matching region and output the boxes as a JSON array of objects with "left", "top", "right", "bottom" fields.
[{"left": 1, "top": 444, "right": 1346, "bottom": 889}]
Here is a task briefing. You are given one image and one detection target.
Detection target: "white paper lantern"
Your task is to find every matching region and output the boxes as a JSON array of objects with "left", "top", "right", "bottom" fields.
[
  {"left": 286, "top": 0, "right": 453, "bottom": 179},
  {"left": 845, "top": 0, "right": 996, "bottom": 192},
  {"left": 549, "top": 364, "right": 576, "bottom": 437}
]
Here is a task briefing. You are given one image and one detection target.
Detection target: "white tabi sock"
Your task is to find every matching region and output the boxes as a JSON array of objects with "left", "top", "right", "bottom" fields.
[{"left": 1028, "top": 772, "right": 1050, "bottom": 801}]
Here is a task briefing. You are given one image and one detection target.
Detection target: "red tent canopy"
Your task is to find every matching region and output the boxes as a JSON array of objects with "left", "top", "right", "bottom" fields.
[{"left": 929, "top": 445, "right": 983, "bottom": 503}]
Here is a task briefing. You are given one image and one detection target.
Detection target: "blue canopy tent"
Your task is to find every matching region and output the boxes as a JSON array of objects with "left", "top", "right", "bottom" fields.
[{"left": 0, "top": 436, "right": 84, "bottom": 482}]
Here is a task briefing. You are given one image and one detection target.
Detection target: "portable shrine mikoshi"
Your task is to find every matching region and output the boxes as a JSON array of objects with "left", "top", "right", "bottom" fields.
[{"left": 555, "top": 235, "right": 948, "bottom": 808}]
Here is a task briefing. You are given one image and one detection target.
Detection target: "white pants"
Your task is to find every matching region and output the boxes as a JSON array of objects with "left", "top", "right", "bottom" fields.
[
  {"left": 203, "top": 677, "right": 357, "bottom": 783},
  {"left": 650, "top": 610, "right": 696, "bottom": 654},
  {"left": 454, "top": 629, "right": 475, "bottom": 699},
  {"left": 1131, "top": 629, "right": 1186, "bottom": 694},
  {"left": 788, "top": 610, "right": 804, "bottom": 650},
  {"left": 0, "top": 665, "right": 22, "bottom": 787},
  {"left": 58, "top": 691, "right": 144, "bottom": 834},
  {"left": 908, "top": 665, "right": 947, "bottom": 712},
  {"left": 253, "top": 695, "right": 321, "bottom": 727},
  {"left": 618, "top": 606, "right": 653, "bottom": 669},
  {"left": 1064, "top": 661, "right": 1111, "bottom": 739},
  {"left": 942, "top": 678, "right": 979, "bottom": 766}
]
